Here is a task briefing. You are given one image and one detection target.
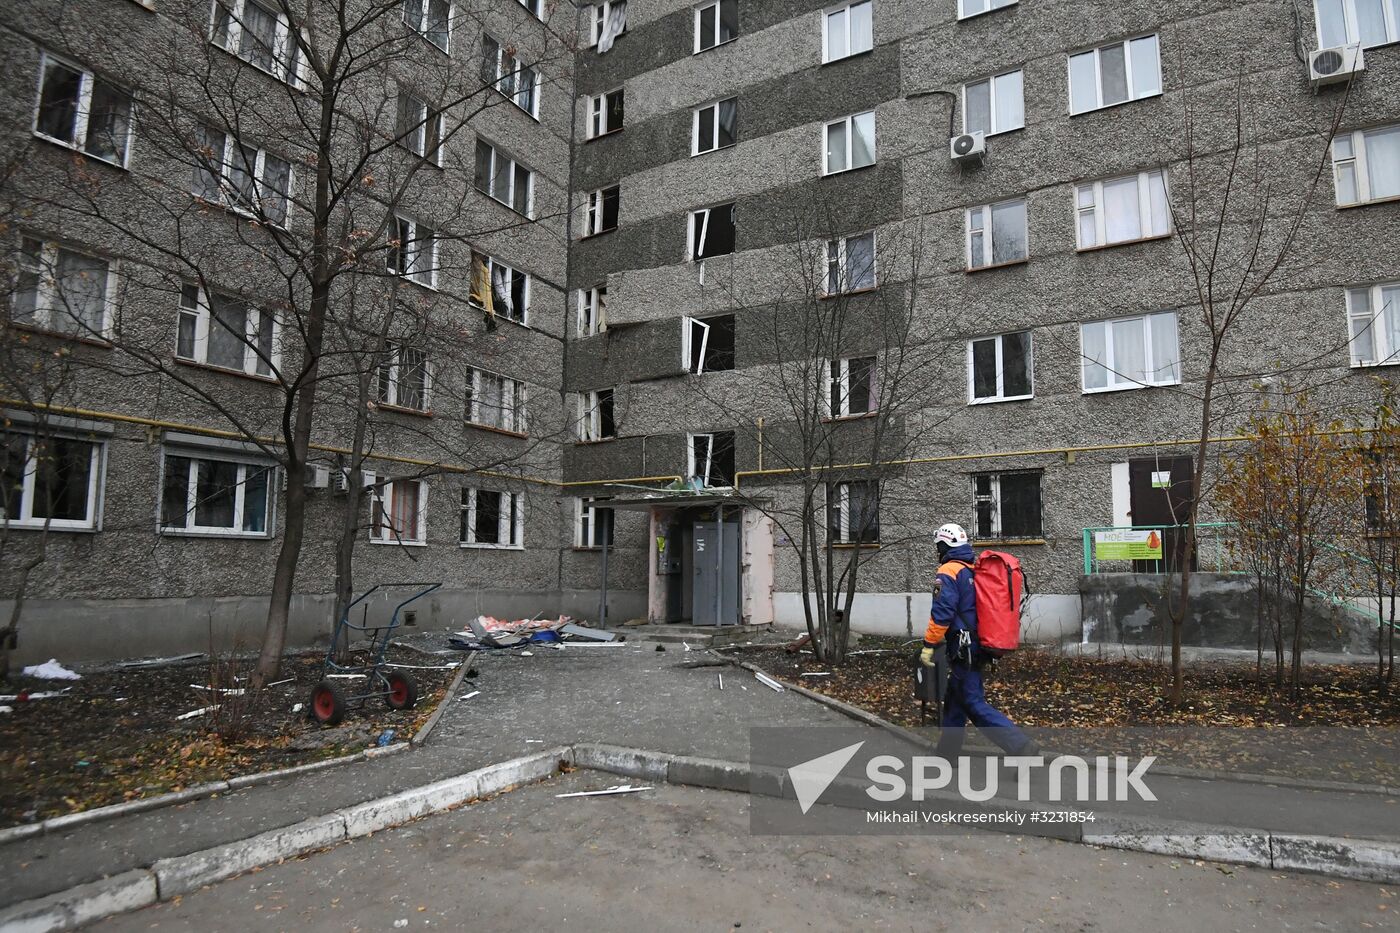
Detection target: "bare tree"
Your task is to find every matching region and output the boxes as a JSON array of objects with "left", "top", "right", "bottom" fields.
[{"left": 1362, "top": 377, "right": 1399, "bottom": 686}]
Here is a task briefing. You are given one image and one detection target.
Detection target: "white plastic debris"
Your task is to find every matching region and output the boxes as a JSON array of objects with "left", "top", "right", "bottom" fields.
[
  {"left": 291, "top": 703, "right": 304, "bottom": 713},
  {"left": 800, "top": 672, "right": 832, "bottom": 678},
  {"left": 176, "top": 705, "right": 219, "bottom": 720},
  {"left": 754, "top": 671, "right": 785, "bottom": 692},
  {"left": 394, "top": 920, "right": 408, "bottom": 929},
  {"left": 458, "top": 690, "right": 481, "bottom": 702},
  {"left": 555, "top": 784, "right": 651, "bottom": 799},
  {"left": 0, "top": 706, "right": 12, "bottom": 714},
  {"left": 191, "top": 684, "right": 247, "bottom": 695},
  {"left": 520, "top": 651, "right": 534, "bottom": 657},
  {"left": 22, "top": 659, "right": 81, "bottom": 681},
  {"left": 0, "top": 688, "right": 73, "bottom": 702}
]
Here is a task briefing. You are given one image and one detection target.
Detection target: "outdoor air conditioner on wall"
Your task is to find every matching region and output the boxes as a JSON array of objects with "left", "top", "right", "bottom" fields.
[
  {"left": 1309, "top": 45, "right": 1364, "bottom": 89},
  {"left": 950, "top": 131, "right": 986, "bottom": 165}
]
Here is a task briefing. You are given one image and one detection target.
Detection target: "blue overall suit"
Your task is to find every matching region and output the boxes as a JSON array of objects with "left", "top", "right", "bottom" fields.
[{"left": 923, "top": 543, "right": 1032, "bottom": 758}]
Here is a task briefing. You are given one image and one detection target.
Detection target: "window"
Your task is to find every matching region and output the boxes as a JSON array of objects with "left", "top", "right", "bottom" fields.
[
  {"left": 575, "top": 497, "right": 615, "bottom": 548},
  {"left": 973, "top": 471, "right": 1042, "bottom": 539},
  {"left": 823, "top": 1, "right": 873, "bottom": 63},
  {"left": 1346, "top": 282, "right": 1400, "bottom": 367},
  {"left": 1, "top": 432, "right": 102, "bottom": 531},
  {"left": 1068, "top": 35, "right": 1161, "bottom": 115},
  {"left": 958, "top": 0, "right": 1015, "bottom": 19},
  {"left": 966, "top": 199, "right": 1028, "bottom": 269},
  {"left": 1074, "top": 171, "right": 1170, "bottom": 249},
  {"left": 176, "top": 283, "right": 277, "bottom": 377},
  {"left": 370, "top": 477, "right": 426, "bottom": 545},
  {"left": 578, "top": 285, "right": 607, "bottom": 336},
  {"left": 1081, "top": 311, "right": 1180, "bottom": 392},
  {"left": 474, "top": 140, "right": 533, "bottom": 216},
  {"left": 826, "top": 356, "right": 876, "bottom": 417},
  {"left": 695, "top": 0, "right": 739, "bottom": 52},
  {"left": 33, "top": 53, "right": 132, "bottom": 167},
  {"left": 403, "top": 0, "right": 451, "bottom": 51},
  {"left": 583, "top": 186, "right": 621, "bottom": 237},
  {"left": 460, "top": 488, "right": 523, "bottom": 547},
  {"left": 11, "top": 238, "right": 114, "bottom": 338},
  {"left": 689, "top": 431, "right": 736, "bottom": 486},
  {"left": 377, "top": 345, "right": 431, "bottom": 412},
  {"left": 968, "top": 331, "right": 1032, "bottom": 403},
  {"left": 395, "top": 91, "right": 444, "bottom": 164},
  {"left": 481, "top": 35, "right": 539, "bottom": 117},
  {"left": 465, "top": 368, "right": 528, "bottom": 433},
  {"left": 689, "top": 203, "right": 736, "bottom": 260},
  {"left": 469, "top": 251, "right": 529, "bottom": 325},
  {"left": 823, "top": 111, "right": 876, "bottom": 175},
  {"left": 518, "top": 0, "right": 542, "bottom": 18},
  {"left": 577, "top": 389, "right": 616, "bottom": 441},
  {"left": 683, "top": 315, "right": 736, "bottom": 374},
  {"left": 160, "top": 451, "right": 272, "bottom": 536},
  {"left": 693, "top": 98, "right": 737, "bottom": 154},
  {"left": 387, "top": 215, "right": 437, "bottom": 287},
  {"left": 1333, "top": 124, "right": 1400, "bottom": 207},
  {"left": 191, "top": 125, "right": 293, "bottom": 226},
  {"left": 828, "top": 480, "right": 879, "bottom": 544},
  {"left": 1315, "top": 0, "right": 1400, "bottom": 49},
  {"left": 963, "top": 70, "right": 1023, "bottom": 136},
  {"left": 212, "top": 0, "right": 306, "bottom": 85},
  {"left": 825, "top": 231, "right": 876, "bottom": 294},
  {"left": 588, "top": 88, "right": 624, "bottom": 138},
  {"left": 593, "top": 1, "right": 628, "bottom": 52}
]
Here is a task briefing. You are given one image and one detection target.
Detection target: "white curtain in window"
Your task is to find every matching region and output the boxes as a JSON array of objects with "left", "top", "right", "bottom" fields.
[
  {"left": 965, "top": 80, "right": 991, "bottom": 136},
  {"left": 1367, "top": 125, "right": 1400, "bottom": 201},
  {"left": 1356, "top": 0, "right": 1391, "bottom": 46},
  {"left": 1112, "top": 318, "right": 1148, "bottom": 385},
  {"left": 598, "top": 1, "right": 627, "bottom": 53},
  {"left": 1349, "top": 288, "right": 1377, "bottom": 365},
  {"left": 1383, "top": 285, "right": 1400, "bottom": 364},
  {"left": 54, "top": 250, "right": 107, "bottom": 332},
  {"left": 1147, "top": 171, "right": 1170, "bottom": 236},
  {"left": 1316, "top": 0, "right": 1348, "bottom": 45},
  {"left": 1082, "top": 321, "right": 1108, "bottom": 389},
  {"left": 1103, "top": 177, "right": 1141, "bottom": 243},
  {"left": 826, "top": 120, "right": 847, "bottom": 172},
  {"left": 995, "top": 70, "right": 1024, "bottom": 132},
  {"left": 1069, "top": 52, "right": 1098, "bottom": 114},
  {"left": 1150, "top": 312, "right": 1180, "bottom": 383},
  {"left": 1129, "top": 35, "right": 1161, "bottom": 97},
  {"left": 849, "top": 1, "right": 872, "bottom": 54},
  {"left": 851, "top": 111, "right": 876, "bottom": 167}
]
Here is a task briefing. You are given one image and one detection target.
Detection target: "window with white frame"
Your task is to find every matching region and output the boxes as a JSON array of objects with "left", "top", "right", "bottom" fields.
[
  {"left": 460, "top": 487, "right": 523, "bottom": 547},
  {"left": 587, "top": 88, "right": 624, "bottom": 138},
  {"left": 482, "top": 35, "right": 539, "bottom": 117},
  {"left": 469, "top": 251, "right": 529, "bottom": 324},
  {"left": 1, "top": 431, "right": 103, "bottom": 531},
  {"left": 465, "top": 368, "right": 528, "bottom": 433},
  {"left": 33, "top": 53, "right": 133, "bottom": 168},
  {"left": 474, "top": 140, "right": 533, "bottom": 216},
  {"left": 695, "top": 0, "right": 739, "bottom": 52},
  {"left": 958, "top": 0, "right": 1015, "bottom": 19},
  {"left": 828, "top": 480, "right": 879, "bottom": 544},
  {"left": 577, "top": 388, "right": 616, "bottom": 441},
  {"left": 584, "top": 186, "right": 621, "bottom": 236},
  {"left": 176, "top": 283, "right": 277, "bottom": 377},
  {"left": 693, "top": 98, "right": 737, "bottom": 154},
  {"left": 575, "top": 496, "right": 615, "bottom": 548},
  {"left": 387, "top": 215, "right": 437, "bottom": 287},
  {"left": 1346, "top": 282, "right": 1400, "bottom": 368},
  {"left": 1333, "top": 124, "right": 1400, "bottom": 207},
  {"left": 823, "top": 111, "right": 876, "bottom": 175},
  {"left": 1074, "top": 171, "right": 1169, "bottom": 249},
  {"left": 683, "top": 315, "right": 735, "bottom": 374},
  {"left": 973, "top": 471, "right": 1042, "bottom": 539},
  {"left": 966, "top": 199, "right": 1028, "bottom": 269},
  {"left": 826, "top": 355, "right": 876, "bottom": 417},
  {"left": 369, "top": 477, "right": 427, "bottom": 544},
  {"left": 1068, "top": 34, "right": 1161, "bottom": 115},
  {"left": 578, "top": 284, "right": 607, "bottom": 336},
  {"left": 592, "top": 1, "right": 628, "bottom": 51},
  {"left": 963, "top": 70, "right": 1023, "bottom": 137},
  {"left": 689, "top": 203, "right": 736, "bottom": 260},
  {"left": 1315, "top": 0, "right": 1400, "bottom": 49},
  {"left": 968, "top": 331, "right": 1032, "bottom": 403},
  {"left": 403, "top": 0, "right": 451, "bottom": 51},
  {"left": 191, "top": 124, "right": 293, "bottom": 226},
  {"left": 160, "top": 449, "right": 273, "bottom": 536},
  {"left": 825, "top": 231, "right": 876, "bottom": 294},
  {"left": 12, "top": 238, "right": 115, "bottom": 338},
  {"left": 377, "top": 344, "right": 431, "bottom": 411},
  {"left": 688, "top": 431, "right": 735, "bottom": 486},
  {"left": 1081, "top": 311, "right": 1180, "bottom": 392},
  {"left": 823, "top": 1, "right": 873, "bottom": 63},
  {"left": 395, "top": 90, "right": 444, "bottom": 164},
  {"left": 211, "top": 0, "right": 306, "bottom": 85}
]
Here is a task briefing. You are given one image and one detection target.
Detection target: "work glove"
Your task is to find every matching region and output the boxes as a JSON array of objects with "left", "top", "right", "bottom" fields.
[{"left": 919, "top": 645, "right": 938, "bottom": 667}]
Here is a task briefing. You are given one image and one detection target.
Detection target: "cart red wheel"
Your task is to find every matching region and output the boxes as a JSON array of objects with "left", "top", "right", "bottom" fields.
[
  {"left": 310, "top": 679, "right": 346, "bottom": 726},
  {"left": 385, "top": 672, "right": 418, "bottom": 711}
]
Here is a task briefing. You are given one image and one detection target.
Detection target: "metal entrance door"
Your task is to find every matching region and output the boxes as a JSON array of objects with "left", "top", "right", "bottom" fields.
[
  {"left": 692, "top": 520, "right": 740, "bottom": 626},
  {"left": 1128, "top": 457, "right": 1196, "bottom": 572}
]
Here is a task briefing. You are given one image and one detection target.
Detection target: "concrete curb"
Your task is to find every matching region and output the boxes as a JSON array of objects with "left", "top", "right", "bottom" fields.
[{"left": 0, "top": 870, "right": 157, "bottom": 933}]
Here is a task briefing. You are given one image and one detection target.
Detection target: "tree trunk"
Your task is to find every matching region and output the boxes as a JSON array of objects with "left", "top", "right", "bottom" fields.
[{"left": 0, "top": 546, "right": 45, "bottom": 682}]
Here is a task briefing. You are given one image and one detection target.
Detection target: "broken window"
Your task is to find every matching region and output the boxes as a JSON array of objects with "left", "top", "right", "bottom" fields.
[
  {"left": 584, "top": 185, "right": 620, "bottom": 236},
  {"left": 466, "top": 367, "right": 528, "bottom": 433},
  {"left": 376, "top": 344, "right": 431, "bottom": 412},
  {"left": 468, "top": 250, "right": 529, "bottom": 324},
  {"left": 592, "top": 1, "right": 627, "bottom": 52},
  {"left": 395, "top": 88, "right": 444, "bottom": 164},
  {"left": 693, "top": 98, "right": 737, "bottom": 154},
  {"left": 176, "top": 283, "right": 278, "bottom": 377},
  {"left": 576, "top": 496, "right": 615, "bottom": 548},
  {"left": 2, "top": 432, "right": 102, "bottom": 530},
  {"left": 694, "top": 0, "right": 738, "bottom": 52},
  {"left": 683, "top": 315, "right": 735, "bottom": 374},
  {"left": 826, "top": 356, "right": 876, "bottom": 417},
  {"left": 969, "top": 331, "right": 1032, "bottom": 403},
  {"left": 689, "top": 431, "right": 736, "bottom": 487},
  {"left": 824, "top": 231, "right": 876, "bottom": 294},
  {"left": 578, "top": 388, "right": 615, "bottom": 441},
  {"left": 387, "top": 215, "right": 437, "bottom": 287},
  {"left": 588, "top": 88, "right": 625, "bottom": 138},
  {"left": 370, "top": 476, "right": 427, "bottom": 544},
  {"left": 162, "top": 451, "right": 272, "bottom": 536},
  {"left": 401, "top": 0, "right": 450, "bottom": 51},
  {"left": 689, "top": 202, "right": 736, "bottom": 261},
  {"left": 474, "top": 140, "right": 533, "bottom": 216},
  {"left": 460, "top": 487, "right": 524, "bottom": 547},
  {"left": 973, "top": 471, "right": 1042, "bottom": 539},
  {"left": 578, "top": 284, "right": 607, "bottom": 336},
  {"left": 481, "top": 34, "right": 539, "bottom": 117},
  {"left": 828, "top": 480, "right": 879, "bottom": 544}
]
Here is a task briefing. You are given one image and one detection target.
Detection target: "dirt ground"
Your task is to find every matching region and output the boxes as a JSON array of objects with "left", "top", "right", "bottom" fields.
[{"left": 0, "top": 646, "right": 460, "bottom": 826}]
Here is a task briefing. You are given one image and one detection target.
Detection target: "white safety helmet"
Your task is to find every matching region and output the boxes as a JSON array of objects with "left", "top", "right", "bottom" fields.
[{"left": 935, "top": 522, "right": 968, "bottom": 548}]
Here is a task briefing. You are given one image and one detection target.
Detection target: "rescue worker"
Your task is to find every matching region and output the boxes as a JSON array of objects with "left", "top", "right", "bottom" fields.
[{"left": 919, "top": 522, "right": 1037, "bottom": 759}]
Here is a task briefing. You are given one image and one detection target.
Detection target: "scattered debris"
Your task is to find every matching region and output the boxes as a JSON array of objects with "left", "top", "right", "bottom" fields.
[
  {"left": 458, "top": 690, "right": 481, "bottom": 702},
  {"left": 559, "top": 623, "right": 619, "bottom": 643},
  {"left": 555, "top": 784, "right": 652, "bottom": 799},
  {"left": 784, "top": 633, "right": 812, "bottom": 655},
  {"left": 375, "top": 729, "right": 395, "bottom": 747},
  {"left": 191, "top": 684, "right": 247, "bottom": 695},
  {"left": 22, "top": 659, "right": 82, "bottom": 681},
  {"left": 325, "top": 673, "right": 366, "bottom": 679},
  {"left": 382, "top": 662, "right": 459, "bottom": 671},
  {"left": 116, "top": 653, "right": 204, "bottom": 670},
  {"left": 754, "top": 671, "right": 785, "bottom": 692},
  {"left": 0, "top": 706, "right": 12, "bottom": 714},
  {"left": 291, "top": 703, "right": 304, "bottom": 713},
  {"left": 655, "top": 644, "right": 666, "bottom": 653},
  {"left": 176, "top": 705, "right": 219, "bottom": 720},
  {"left": 800, "top": 672, "right": 832, "bottom": 678},
  {"left": 717, "top": 673, "right": 724, "bottom": 690},
  {"left": 520, "top": 651, "right": 534, "bottom": 658},
  {"left": 525, "top": 739, "right": 544, "bottom": 744},
  {"left": 0, "top": 688, "right": 73, "bottom": 702},
  {"left": 683, "top": 642, "right": 692, "bottom": 652},
  {"left": 265, "top": 677, "right": 294, "bottom": 688}
]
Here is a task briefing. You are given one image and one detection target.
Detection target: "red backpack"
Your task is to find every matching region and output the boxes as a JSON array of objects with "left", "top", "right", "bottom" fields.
[{"left": 970, "top": 550, "right": 1025, "bottom": 655}]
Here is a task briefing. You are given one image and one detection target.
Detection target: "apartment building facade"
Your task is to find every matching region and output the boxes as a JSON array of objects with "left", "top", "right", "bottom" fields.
[{"left": 2, "top": 0, "right": 1398, "bottom": 661}]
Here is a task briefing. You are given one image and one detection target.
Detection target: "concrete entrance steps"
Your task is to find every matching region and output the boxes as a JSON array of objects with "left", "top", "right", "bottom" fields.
[{"left": 603, "top": 621, "right": 776, "bottom": 646}]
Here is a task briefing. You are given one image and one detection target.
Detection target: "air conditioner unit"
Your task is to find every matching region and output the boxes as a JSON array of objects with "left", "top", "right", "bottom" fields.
[
  {"left": 330, "top": 469, "right": 350, "bottom": 494},
  {"left": 305, "top": 464, "right": 330, "bottom": 489},
  {"left": 950, "top": 131, "right": 986, "bottom": 165},
  {"left": 1309, "top": 45, "right": 1364, "bottom": 88}
]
